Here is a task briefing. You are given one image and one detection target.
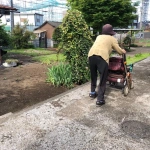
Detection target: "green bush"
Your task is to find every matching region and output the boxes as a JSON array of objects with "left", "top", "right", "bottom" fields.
[
  {"left": 11, "top": 24, "right": 35, "bottom": 49},
  {"left": 46, "top": 63, "right": 73, "bottom": 88},
  {"left": 52, "top": 26, "right": 62, "bottom": 48},
  {"left": 58, "top": 9, "right": 93, "bottom": 85},
  {"left": 0, "top": 19, "right": 11, "bottom": 46}
]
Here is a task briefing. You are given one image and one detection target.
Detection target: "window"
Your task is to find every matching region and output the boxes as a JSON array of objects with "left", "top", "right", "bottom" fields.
[{"left": 37, "top": 18, "right": 40, "bottom": 23}]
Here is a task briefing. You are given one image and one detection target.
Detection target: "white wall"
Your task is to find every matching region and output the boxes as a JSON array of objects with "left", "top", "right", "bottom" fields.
[{"left": 1, "top": 13, "right": 43, "bottom": 30}]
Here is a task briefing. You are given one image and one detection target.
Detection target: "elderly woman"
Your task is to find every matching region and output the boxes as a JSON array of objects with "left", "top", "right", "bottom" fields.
[{"left": 88, "top": 24, "right": 126, "bottom": 106}]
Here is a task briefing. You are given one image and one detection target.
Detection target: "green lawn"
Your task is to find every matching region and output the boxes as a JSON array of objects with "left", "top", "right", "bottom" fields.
[
  {"left": 127, "top": 53, "right": 150, "bottom": 65},
  {"left": 4, "top": 48, "right": 66, "bottom": 65},
  {"left": 9, "top": 48, "right": 54, "bottom": 57},
  {"left": 33, "top": 54, "right": 66, "bottom": 65}
]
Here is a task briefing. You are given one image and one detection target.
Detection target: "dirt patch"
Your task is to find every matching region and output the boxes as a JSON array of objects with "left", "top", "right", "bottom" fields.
[{"left": 0, "top": 55, "right": 67, "bottom": 116}]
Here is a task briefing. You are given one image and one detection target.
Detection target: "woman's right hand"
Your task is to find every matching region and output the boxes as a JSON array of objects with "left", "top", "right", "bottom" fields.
[{"left": 122, "top": 49, "right": 126, "bottom": 54}]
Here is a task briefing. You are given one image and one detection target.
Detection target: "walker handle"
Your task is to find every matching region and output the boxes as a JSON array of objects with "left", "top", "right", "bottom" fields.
[{"left": 122, "top": 53, "right": 126, "bottom": 61}]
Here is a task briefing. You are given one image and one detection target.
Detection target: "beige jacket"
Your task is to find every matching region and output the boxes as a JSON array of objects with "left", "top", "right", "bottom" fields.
[{"left": 88, "top": 35, "right": 124, "bottom": 64}]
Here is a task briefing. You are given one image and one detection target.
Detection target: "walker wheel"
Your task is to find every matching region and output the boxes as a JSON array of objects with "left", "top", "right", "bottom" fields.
[
  {"left": 130, "top": 80, "right": 134, "bottom": 89},
  {"left": 123, "top": 85, "right": 129, "bottom": 96}
]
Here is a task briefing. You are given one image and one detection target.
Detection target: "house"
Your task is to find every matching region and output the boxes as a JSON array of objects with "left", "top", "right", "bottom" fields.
[
  {"left": 33, "top": 21, "right": 61, "bottom": 48},
  {"left": 1, "top": 13, "right": 43, "bottom": 32}
]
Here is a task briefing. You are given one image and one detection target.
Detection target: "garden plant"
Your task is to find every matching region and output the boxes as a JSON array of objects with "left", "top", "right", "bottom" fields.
[{"left": 48, "top": 9, "right": 93, "bottom": 87}]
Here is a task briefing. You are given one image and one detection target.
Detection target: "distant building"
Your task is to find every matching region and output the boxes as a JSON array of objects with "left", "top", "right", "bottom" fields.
[
  {"left": 33, "top": 21, "right": 61, "bottom": 48},
  {"left": 0, "top": 0, "right": 67, "bottom": 22},
  {"left": 142, "top": 0, "right": 150, "bottom": 22},
  {"left": 129, "top": 15, "right": 139, "bottom": 29},
  {"left": 1, "top": 13, "right": 43, "bottom": 32},
  {"left": 132, "top": 0, "right": 150, "bottom": 28}
]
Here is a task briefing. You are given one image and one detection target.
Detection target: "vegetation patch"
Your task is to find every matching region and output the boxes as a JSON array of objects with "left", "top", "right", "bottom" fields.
[
  {"left": 33, "top": 54, "right": 66, "bottom": 65},
  {"left": 127, "top": 53, "right": 150, "bottom": 64},
  {"left": 5, "top": 58, "right": 19, "bottom": 64},
  {"left": 4, "top": 49, "right": 64, "bottom": 65},
  {"left": 46, "top": 63, "right": 73, "bottom": 88},
  {"left": 134, "top": 39, "right": 150, "bottom": 47},
  {"left": 7, "top": 49, "right": 53, "bottom": 57},
  {"left": 56, "top": 9, "right": 93, "bottom": 85}
]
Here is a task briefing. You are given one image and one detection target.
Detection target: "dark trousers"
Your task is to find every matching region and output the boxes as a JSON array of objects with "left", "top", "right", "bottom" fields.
[{"left": 89, "top": 55, "right": 108, "bottom": 101}]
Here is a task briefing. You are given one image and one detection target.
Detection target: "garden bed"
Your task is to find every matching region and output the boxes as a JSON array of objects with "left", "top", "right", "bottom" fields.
[{"left": 0, "top": 54, "right": 67, "bottom": 116}]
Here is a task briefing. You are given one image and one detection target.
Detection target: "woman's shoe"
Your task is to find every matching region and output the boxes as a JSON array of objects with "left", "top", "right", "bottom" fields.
[
  {"left": 89, "top": 92, "right": 97, "bottom": 98},
  {"left": 96, "top": 100, "right": 105, "bottom": 106}
]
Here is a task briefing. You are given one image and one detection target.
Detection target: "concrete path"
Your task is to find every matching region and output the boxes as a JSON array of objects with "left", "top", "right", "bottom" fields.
[{"left": 0, "top": 57, "right": 150, "bottom": 150}]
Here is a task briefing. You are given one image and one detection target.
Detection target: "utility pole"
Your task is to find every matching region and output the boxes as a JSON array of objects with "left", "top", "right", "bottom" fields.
[{"left": 10, "top": 0, "right": 14, "bottom": 32}]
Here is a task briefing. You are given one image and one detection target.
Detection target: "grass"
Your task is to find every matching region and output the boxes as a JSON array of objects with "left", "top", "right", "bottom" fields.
[
  {"left": 8, "top": 48, "right": 54, "bottom": 57},
  {"left": 33, "top": 54, "right": 66, "bottom": 65},
  {"left": 4, "top": 48, "right": 66, "bottom": 65},
  {"left": 134, "top": 39, "right": 150, "bottom": 47},
  {"left": 145, "top": 43, "right": 150, "bottom": 47},
  {"left": 127, "top": 53, "right": 150, "bottom": 65},
  {"left": 137, "top": 39, "right": 150, "bottom": 43}
]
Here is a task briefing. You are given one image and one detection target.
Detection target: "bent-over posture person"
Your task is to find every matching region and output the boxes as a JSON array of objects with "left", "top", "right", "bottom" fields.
[{"left": 88, "top": 24, "right": 126, "bottom": 106}]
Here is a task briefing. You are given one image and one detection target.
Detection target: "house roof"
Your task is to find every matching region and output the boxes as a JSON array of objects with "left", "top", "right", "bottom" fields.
[
  {"left": 14, "top": 13, "right": 43, "bottom": 16},
  {"left": 113, "top": 29, "right": 143, "bottom": 32},
  {"left": 0, "top": 4, "right": 18, "bottom": 17},
  {"left": 33, "top": 29, "right": 47, "bottom": 34},
  {"left": 34, "top": 21, "right": 61, "bottom": 30},
  {"left": 0, "top": 4, "right": 17, "bottom": 12}
]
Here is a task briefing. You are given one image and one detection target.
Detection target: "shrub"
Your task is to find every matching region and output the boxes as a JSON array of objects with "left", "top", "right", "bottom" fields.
[
  {"left": 46, "top": 63, "right": 73, "bottom": 88},
  {"left": 58, "top": 9, "right": 93, "bottom": 85},
  {"left": 0, "top": 19, "right": 11, "bottom": 47},
  {"left": 11, "top": 24, "right": 35, "bottom": 49},
  {"left": 52, "top": 26, "right": 62, "bottom": 48}
]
